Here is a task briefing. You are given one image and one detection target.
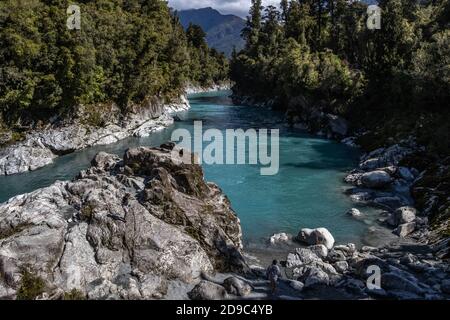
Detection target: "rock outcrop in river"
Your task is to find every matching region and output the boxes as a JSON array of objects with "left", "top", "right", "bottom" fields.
[
  {"left": 0, "top": 97, "right": 190, "bottom": 176},
  {"left": 0, "top": 144, "right": 246, "bottom": 300}
]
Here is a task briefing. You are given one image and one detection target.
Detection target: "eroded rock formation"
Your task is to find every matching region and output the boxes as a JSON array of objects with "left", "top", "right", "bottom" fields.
[{"left": 0, "top": 144, "right": 245, "bottom": 300}]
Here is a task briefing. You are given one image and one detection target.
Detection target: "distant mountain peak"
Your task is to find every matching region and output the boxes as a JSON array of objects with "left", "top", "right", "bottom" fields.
[{"left": 177, "top": 7, "right": 246, "bottom": 57}]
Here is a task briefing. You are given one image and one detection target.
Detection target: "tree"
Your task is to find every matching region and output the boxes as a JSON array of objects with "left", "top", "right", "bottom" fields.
[
  {"left": 242, "top": 0, "right": 263, "bottom": 54},
  {"left": 260, "top": 5, "right": 283, "bottom": 54},
  {"left": 186, "top": 23, "right": 207, "bottom": 48},
  {"left": 230, "top": 0, "right": 448, "bottom": 148},
  {"left": 0, "top": 0, "right": 229, "bottom": 128},
  {"left": 367, "top": 0, "right": 416, "bottom": 77},
  {"left": 280, "top": 0, "right": 289, "bottom": 23}
]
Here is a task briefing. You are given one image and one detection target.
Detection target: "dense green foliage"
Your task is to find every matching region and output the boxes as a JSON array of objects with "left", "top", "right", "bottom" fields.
[
  {"left": 231, "top": 0, "right": 449, "bottom": 155},
  {"left": 186, "top": 23, "right": 229, "bottom": 85},
  {"left": 0, "top": 0, "right": 228, "bottom": 128}
]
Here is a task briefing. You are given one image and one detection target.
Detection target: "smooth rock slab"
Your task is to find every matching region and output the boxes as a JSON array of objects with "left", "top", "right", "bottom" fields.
[
  {"left": 223, "top": 277, "right": 252, "bottom": 297},
  {"left": 289, "top": 280, "right": 305, "bottom": 292},
  {"left": 326, "top": 114, "right": 348, "bottom": 137},
  {"left": 394, "top": 222, "right": 416, "bottom": 237},
  {"left": 361, "top": 171, "right": 392, "bottom": 189},
  {"left": 188, "top": 281, "right": 228, "bottom": 300}
]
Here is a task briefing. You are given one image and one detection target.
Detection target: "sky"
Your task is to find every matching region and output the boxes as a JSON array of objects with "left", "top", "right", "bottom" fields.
[{"left": 168, "top": 0, "right": 280, "bottom": 18}]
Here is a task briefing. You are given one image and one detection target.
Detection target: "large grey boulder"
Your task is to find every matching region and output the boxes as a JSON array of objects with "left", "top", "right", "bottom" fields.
[
  {"left": 360, "top": 158, "right": 382, "bottom": 170},
  {"left": 297, "top": 228, "right": 335, "bottom": 250},
  {"left": 394, "top": 222, "right": 416, "bottom": 237},
  {"left": 299, "top": 267, "right": 330, "bottom": 288},
  {"left": 334, "top": 261, "right": 349, "bottom": 273},
  {"left": 309, "top": 244, "right": 329, "bottom": 259},
  {"left": 289, "top": 280, "right": 305, "bottom": 292},
  {"left": 269, "top": 233, "right": 291, "bottom": 246},
  {"left": 0, "top": 145, "right": 244, "bottom": 300},
  {"left": 341, "top": 137, "right": 357, "bottom": 147},
  {"left": 360, "top": 171, "right": 392, "bottom": 189},
  {"left": 286, "top": 248, "right": 322, "bottom": 268},
  {"left": 326, "top": 114, "right": 348, "bottom": 137},
  {"left": 393, "top": 207, "right": 417, "bottom": 225},
  {"left": 188, "top": 281, "right": 228, "bottom": 300},
  {"left": 372, "top": 196, "right": 405, "bottom": 211},
  {"left": 0, "top": 142, "right": 57, "bottom": 175},
  {"left": 223, "top": 277, "right": 252, "bottom": 297}
]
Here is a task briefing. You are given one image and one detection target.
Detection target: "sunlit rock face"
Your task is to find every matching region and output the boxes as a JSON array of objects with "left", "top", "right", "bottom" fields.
[{"left": 0, "top": 144, "right": 245, "bottom": 300}]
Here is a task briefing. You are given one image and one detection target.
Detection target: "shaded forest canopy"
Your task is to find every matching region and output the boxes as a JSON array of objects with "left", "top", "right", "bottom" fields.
[
  {"left": 0, "top": 0, "right": 229, "bottom": 128},
  {"left": 231, "top": 0, "right": 449, "bottom": 155}
]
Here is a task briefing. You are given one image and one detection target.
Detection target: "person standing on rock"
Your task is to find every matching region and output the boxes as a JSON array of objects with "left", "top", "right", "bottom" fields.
[{"left": 266, "top": 260, "right": 282, "bottom": 295}]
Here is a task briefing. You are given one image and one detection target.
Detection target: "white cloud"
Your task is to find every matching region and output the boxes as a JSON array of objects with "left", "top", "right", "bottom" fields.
[{"left": 168, "top": 0, "right": 280, "bottom": 18}]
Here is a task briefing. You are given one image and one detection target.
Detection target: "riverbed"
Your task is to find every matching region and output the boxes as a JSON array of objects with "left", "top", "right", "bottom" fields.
[{"left": 0, "top": 91, "right": 388, "bottom": 250}]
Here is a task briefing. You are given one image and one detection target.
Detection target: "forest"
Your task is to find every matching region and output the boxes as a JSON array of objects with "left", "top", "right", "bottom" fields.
[
  {"left": 231, "top": 0, "right": 449, "bottom": 155},
  {"left": 0, "top": 0, "right": 228, "bottom": 131}
]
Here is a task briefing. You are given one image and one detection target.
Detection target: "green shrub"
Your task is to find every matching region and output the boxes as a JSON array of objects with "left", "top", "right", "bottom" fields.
[
  {"left": 80, "top": 204, "right": 95, "bottom": 221},
  {"left": 16, "top": 268, "right": 46, "bottom": 300},
  {"left": 64, "top": 289, "right": 86, "bottom": 300}
]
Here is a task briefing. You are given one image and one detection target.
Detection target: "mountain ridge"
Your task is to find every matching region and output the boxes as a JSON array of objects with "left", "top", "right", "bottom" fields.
[{"left": 177, "top": 7, "right": 245, "bottom": 57}]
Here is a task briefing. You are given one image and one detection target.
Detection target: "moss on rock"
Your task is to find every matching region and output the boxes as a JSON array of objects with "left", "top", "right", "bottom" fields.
[{"left": 16, "top": 268, "right": 46, "bottom": 300}]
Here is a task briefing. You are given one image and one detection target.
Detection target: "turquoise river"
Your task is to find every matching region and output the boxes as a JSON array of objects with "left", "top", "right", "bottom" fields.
[{"left": 0, "top": 91, "right": 384, "bottom": 250}]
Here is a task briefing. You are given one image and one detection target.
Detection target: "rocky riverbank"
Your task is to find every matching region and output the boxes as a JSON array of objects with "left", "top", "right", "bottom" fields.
[
  {"left": 0, "top": 97, "right": 190, "bottom": 176},
  {"left": 267, "top": 233, "right": 450, "bottom": 300},
  {"left": 228, "top": 93, "right": 449, "bottom": 300},
  {"left": 186, "top": 82, "right": 231, "bottom": 95},
  {"left": 0, "top": 141, "right": 448, "bottom": 300},
  {"left": 232, "top": 94, "right": 350, "bottom": 140},
  {"left": 0, "top": 144, "right": 247, "bottom": 300},
  {"left": 252, "top": 138, "right": 450, "bottom": 300},
  {"left": 173, "top": 119, "right": 449, "bottom": 300},
  {"left": 233, "top": 93, "right": 448, "bottom": 245}
]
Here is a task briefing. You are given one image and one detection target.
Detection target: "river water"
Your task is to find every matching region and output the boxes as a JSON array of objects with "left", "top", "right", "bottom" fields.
[{"left": 0, "top": 91, "right": 385, "bottom": 250}]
